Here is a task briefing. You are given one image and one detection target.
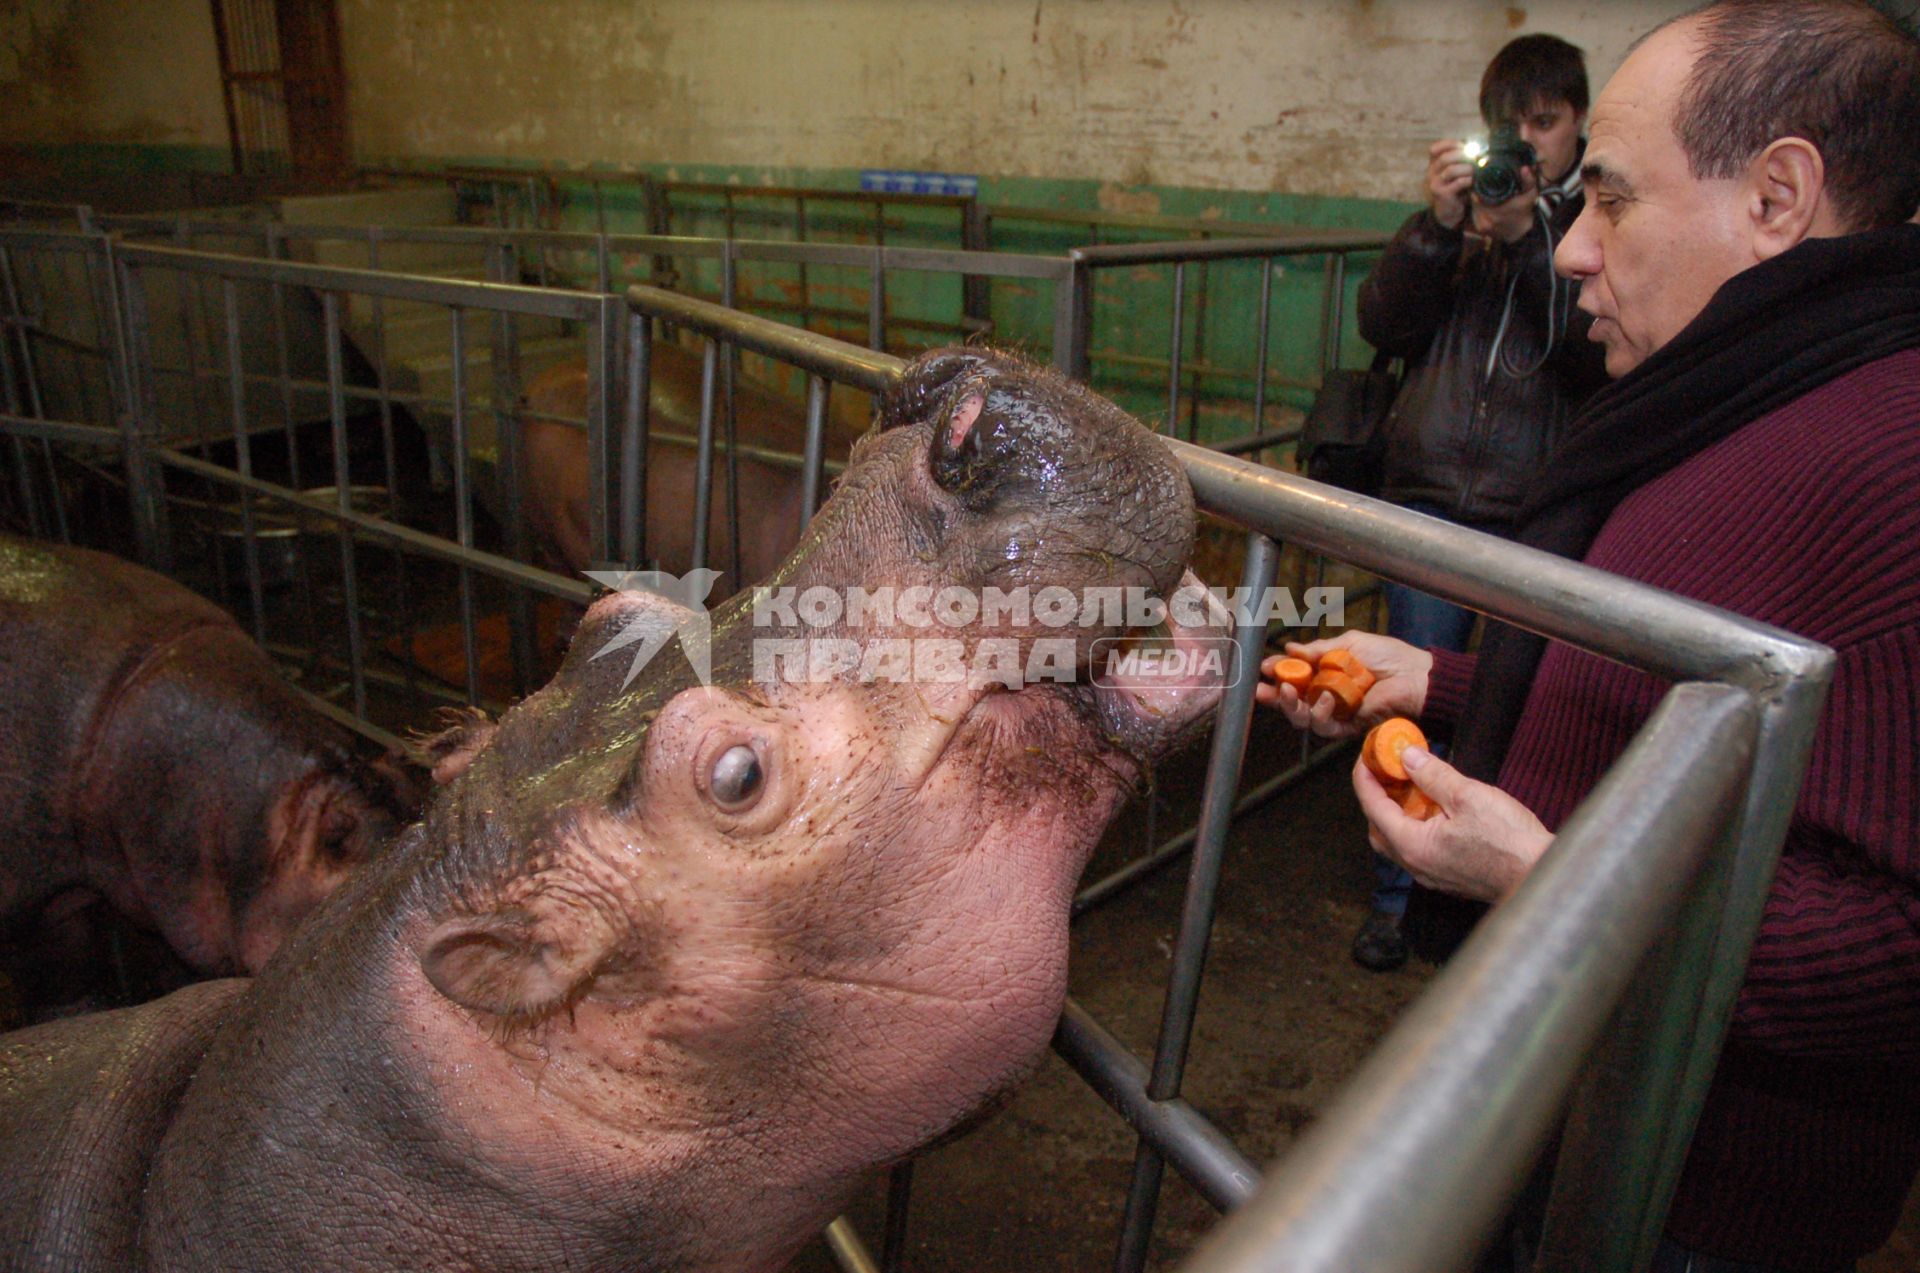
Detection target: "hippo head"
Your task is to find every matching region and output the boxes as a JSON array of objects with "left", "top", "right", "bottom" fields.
[{"left": 381, "top": 348, "right": 1224, "bottom": 1265}]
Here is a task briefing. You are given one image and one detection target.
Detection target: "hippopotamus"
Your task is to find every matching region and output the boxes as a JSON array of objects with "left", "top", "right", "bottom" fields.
[
  {"left": 0, "top": 348, "right": 1225, "bottom": 1271},
  {"left": 0, "top": 536, "right": 421, "bottom": 1014},
  {"left": 521, "top": 341, "right": 869, "bottom": 588}
]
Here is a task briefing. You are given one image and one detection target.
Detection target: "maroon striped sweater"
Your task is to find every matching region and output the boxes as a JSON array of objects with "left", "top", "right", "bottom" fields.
[{"left": 1423, "top": 349, "right": 1920, "bottom": 1269}]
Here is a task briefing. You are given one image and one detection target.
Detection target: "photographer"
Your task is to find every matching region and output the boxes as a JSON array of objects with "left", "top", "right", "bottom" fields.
[{"left": 1343, "top": 33, "right": 1609, "bottom": 973}]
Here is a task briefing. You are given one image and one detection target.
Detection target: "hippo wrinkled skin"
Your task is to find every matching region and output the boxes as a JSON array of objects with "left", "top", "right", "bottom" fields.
[
  {"left": 0, "top": 536, "right": 420, "bottom": 1014},
  {"left": 0, "top": 348, "right": 1225, "bottom": 1271}
]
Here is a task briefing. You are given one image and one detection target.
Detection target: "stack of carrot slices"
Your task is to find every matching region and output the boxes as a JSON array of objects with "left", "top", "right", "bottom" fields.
[
  {"left": 1362, "top": 718, "right": 1440, "bottom": 821},
  {"left": 1266, "top": 648, "right": 1375, "bottom": 720}
]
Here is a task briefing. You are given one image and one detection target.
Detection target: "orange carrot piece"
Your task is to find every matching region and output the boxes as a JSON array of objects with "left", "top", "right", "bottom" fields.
[
  {"left": 1310, "top": 668, "right": 1367, "bottom": 719},
  {"left": 1396, "top": 786, "right": 1440, "bottom": 821},
  {"left": 1318, "top": 647, "right": 1377, "bottom": 695},
  {"left": 1363, "top": 718, "right": 1429, "bottom": 785},
  {"left": 1269, "top": 657, "right": 1314, "bottom": 695}
]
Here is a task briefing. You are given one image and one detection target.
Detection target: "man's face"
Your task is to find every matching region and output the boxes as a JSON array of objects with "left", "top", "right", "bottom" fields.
[
  {"left": 1502, "top": 97, "right": 1585, "bottom": 185},
  {"left": 1554, "top": 23, "right": 1753, "bottom": 377}
]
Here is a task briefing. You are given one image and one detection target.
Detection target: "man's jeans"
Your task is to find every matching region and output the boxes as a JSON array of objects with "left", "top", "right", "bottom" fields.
[{"left": 1370, "top": 502, "right": 1482, "bottom": 916}]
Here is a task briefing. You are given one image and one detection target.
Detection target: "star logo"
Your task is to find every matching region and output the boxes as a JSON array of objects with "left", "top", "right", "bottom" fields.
[{"left": 581, "top": 568, "right": 722, "bottom": 689}]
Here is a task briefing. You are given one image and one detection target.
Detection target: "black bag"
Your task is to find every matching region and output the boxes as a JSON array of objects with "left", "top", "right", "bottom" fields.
[{"left": 1299, "top": 350, "right": 1399, "bottom": 496}]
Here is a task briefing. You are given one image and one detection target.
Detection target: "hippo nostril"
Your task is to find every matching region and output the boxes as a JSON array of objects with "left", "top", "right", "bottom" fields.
[
  {"left": 930, "top": 392, "right": 995, "bottom": 495},
  {"left": 945, "top": 393, "right": 984, "bottom": 452}
]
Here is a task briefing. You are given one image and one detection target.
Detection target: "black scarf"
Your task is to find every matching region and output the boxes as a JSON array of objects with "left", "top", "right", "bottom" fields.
[{"left": 1409, "top": 222, "right": 1920, "bottom": 958}]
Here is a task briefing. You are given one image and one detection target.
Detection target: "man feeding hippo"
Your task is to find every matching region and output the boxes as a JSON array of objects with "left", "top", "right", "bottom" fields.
[{"left": 0, "top": 348, "right": 1230, "bottom": 1271}]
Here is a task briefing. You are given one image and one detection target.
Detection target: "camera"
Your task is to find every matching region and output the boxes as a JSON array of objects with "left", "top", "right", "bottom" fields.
[{"left": 1470, "top": 128, "right": 1539, "bottom": 205}]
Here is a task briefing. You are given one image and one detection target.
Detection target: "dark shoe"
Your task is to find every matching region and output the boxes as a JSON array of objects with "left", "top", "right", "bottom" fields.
[{"left": 1350, "top": 911, "right": 1409, "bottom": 972}]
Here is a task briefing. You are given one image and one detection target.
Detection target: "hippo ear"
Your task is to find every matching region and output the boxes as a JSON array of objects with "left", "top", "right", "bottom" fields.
[
  {"left": 876, "top": 347, "right": 993, "bottom": 431},
  {"left": 421, "top": 907, "right": 598, "bottom": 1021},
  {"left": 415, "top": 708, "right": 498, "bottom": 785}
]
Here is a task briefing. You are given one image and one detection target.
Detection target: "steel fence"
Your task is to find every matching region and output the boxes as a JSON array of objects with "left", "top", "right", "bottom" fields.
[{"left": 0, "top": 226, "right": 1834, "bottom": 1272}]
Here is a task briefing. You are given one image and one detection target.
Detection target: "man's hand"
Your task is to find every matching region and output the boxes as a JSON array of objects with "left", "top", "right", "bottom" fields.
[
  {"left": 1468, "top": 164, "right": 1542, "bottom": 244},
  {"left": 1426, "top": 138, "right": 1475, "bottom": 230},
  {"left": 1354, "top": 745, "right": 1552, "bottom": 903},
  {"left": 1256, "top": 632, "right": 1431, "bottom": 738}
]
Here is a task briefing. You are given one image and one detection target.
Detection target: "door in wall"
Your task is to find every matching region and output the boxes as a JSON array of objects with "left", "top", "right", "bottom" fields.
[{"left": 209, "top": 0, "right": 349, "bottom": 181}]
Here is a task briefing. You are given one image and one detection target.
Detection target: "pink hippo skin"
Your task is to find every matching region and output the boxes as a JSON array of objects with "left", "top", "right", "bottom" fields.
[
  {"left": 0, "top": 536, "right": 420, "bottom": 1013},
  {"left": 0, "top": 348, "right": 1225, "bottom": 1271},
  {"left": 522, "top": 341, "right": 870, "bottom": 591}
]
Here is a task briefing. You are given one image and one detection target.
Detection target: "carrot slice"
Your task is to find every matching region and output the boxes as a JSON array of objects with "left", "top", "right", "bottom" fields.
[
  {"left": 1309, "top": 668, "right": 1366, "bottom": 719},
  {"left": 1318, "top": 648, "right": 1377, "bottom": 695},
  {"left": 1268, "top": 657, "right": 1314, "bottom": 695},
  {"left": 1397, "top": 786, "right": 1440, "bottom": 821},
  {"left": 1363, "top": 718, "right": 1428, "bottom": 785}
]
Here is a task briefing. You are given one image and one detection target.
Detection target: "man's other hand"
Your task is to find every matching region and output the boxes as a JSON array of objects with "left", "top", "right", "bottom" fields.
[
  {"left": 1354, "top": 745, "right": 1551, "bottom": 902},
  {"left": 1256, "top": 632, "right": 1432, "bottom": 738},
  {"left": 1427, "top": 138, "right": 1475, "bottom": 230}
]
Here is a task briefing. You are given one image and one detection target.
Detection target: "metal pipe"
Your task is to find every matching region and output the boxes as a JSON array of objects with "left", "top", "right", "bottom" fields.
[
  {"left": 691, "top": 339, "right": 718, "bottom": 572},
  {"left": 221, "top": 277, "right": 266, "bottom": 644},
  {"left": 321, "top": 292, "right": 367, "bottom": 721},
  {"left": 1182, "top": 683, "right": 1758, "bottom": 1273},
  {"left": 1055, "top": 1000, "right": 1262, "bottom": 1213},
  {"left": 1165, "top": 263, "right": 1185, "bottom": 437},
  {"left": 801, "top": 374, "right": 829, "bottom": 524},
  {"left": 1115, "top": 532, "right": 1279, "bottom": 1270},
  {"left": 449, "top": 309, "right": 481, "bottom": 704}
]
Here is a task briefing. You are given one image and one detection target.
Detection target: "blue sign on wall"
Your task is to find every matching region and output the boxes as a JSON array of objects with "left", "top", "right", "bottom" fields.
[{"left": 859, "top": 169, "right": 980, "bottom": 197}]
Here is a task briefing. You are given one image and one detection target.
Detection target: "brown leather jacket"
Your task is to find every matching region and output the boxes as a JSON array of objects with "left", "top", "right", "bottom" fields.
[{"left": 1357, "top": 188, "right": 1609, "bottom": 527}]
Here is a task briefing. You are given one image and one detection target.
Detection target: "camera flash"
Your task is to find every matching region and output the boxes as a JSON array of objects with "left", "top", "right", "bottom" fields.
[{"left": 1462, "top": 139, "right": 1487, "bottom": 161}]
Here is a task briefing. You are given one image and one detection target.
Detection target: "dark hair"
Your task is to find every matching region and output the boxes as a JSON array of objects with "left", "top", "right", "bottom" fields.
[
  {"left": 1480, "top": 34, "right": 1590, "bottom": 127},
  {"left": 1661, "top": 0, "right": 1920, "bottom": 228}
]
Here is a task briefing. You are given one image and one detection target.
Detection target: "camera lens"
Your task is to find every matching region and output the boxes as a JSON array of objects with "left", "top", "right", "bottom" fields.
[{"left": 1472, "top": 130, "right": 1537, "bottom": 205}]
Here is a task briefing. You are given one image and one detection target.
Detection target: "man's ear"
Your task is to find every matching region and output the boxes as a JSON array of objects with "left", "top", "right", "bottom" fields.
[{"left": 1748, "top": 137, "right": 1833, "bottom": 260}]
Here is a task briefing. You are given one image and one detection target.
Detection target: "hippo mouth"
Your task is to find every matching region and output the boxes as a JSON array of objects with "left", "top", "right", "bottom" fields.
[{"left": 935, "top": 574, "right": 1229, "bottom": 792}]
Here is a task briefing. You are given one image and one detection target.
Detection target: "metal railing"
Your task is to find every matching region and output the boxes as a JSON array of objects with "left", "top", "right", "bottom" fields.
[
  {"left": 1066, "top": 232, "right": 1393, "bottom": 454},
  {"left": 0, "top": 226, "right": 1834, "bottom": 1272}
]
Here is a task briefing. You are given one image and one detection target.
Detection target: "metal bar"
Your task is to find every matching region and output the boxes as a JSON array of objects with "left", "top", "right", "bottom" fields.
[
  {"left": 113, "top": 243, "right": 603, "bottom": 319},
  {"left": 1115, "top": 532, "right": 1278, "bottom": 1270},
  {"left": 868, "top": 246, "right": 885, "bottom": 351},
  {"left": 1539, "top": 650, "right": 1833, "bottom": 1270},
  {"left": 586, "top": 294, "right": 619, "bottom": 566},
  {"left": 721, "top": 246, "right": 742, "bottom": 585},
  {"left": 321, "top": 292, "right": 367, "bottom": 720},
  {"left": 1055, "top": 1000, "right": 1262, "bottom": 1213},
  {"left": 1164, "top": 263, "right": 1186, "bottom": 436},
  {"left": 1070, "top": 232, "right": 1392, "bottom": 268},
  {"left": 0, "top": 413, "right": 124, "bottom": 449},
  {"left": 363, "top": 229, "right": 420, "bottom": 715},
  {"left": 1170, "top": 442, "right": 1823, "bottom": 690},
  {"left": 488, "top": 242, "right": 535, "bottom": 697},
  {"left": 626, "top": 285, "right": 903, "bottom": 394},
  {"left": 222, "top": 278, "right": 267, "bottom": 644},
  {"left": 1182, "top": 683, "right": 1759, "bottom": 1273},
  {"left": 691, "top": 339, "right": 718, "bottom": 573},
  {"left": 801, "top": 374, "right": 829, "bottom": 524},
  {"left": 881, "top": 1164, "right": 913, "bottom": 1273},
  {"left": 795, "top": 194, "right": 813, "bottom": 332},
  {"left": 450, "top": 309, "right": 481, "bottom": 704},
  {"left": 622, "top": 320, "right": 650, "bottom": 568},
  {"left": 1251, "top": 261, "right": 1275, "bottom": 452},
  {"left": 822, "top": 1219, "right": 880, "bottom": 1273},
  {"left": 116, "top": 259, "right": 168, "bottom": 569},
  {"left": 152, "top": 448, "right": 590, "bottom": 603}
]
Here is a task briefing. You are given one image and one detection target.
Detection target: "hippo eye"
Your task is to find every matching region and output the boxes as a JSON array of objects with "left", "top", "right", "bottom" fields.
[{"left": 709, "top": 744, "right": 765, "bottom": 811}]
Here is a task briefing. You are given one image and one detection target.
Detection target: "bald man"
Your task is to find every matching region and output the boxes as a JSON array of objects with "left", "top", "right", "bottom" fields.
[{"left": 1264, "top": 2, "right": 1920, "bottom": 1268}]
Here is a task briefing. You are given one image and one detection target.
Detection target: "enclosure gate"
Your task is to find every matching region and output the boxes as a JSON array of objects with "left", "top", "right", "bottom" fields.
[{"left": 0, "top": 226, "right": 1831, "bottom": 1273}]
